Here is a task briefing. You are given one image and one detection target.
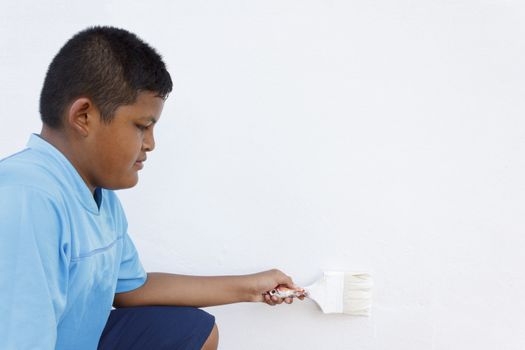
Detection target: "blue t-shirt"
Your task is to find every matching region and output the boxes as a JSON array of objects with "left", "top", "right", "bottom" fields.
[{"left": 0, "top": 134, "right": 147, "bottom": 349}]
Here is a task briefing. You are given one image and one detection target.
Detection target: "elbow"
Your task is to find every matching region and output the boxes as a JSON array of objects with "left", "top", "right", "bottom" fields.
[
  {"left": 112, "top": 293, "right": 129, "bottom": 308},
  {"left": 113, "top": 275, "right": 151, "bottom": 308},
  {"left": 113, "top": 288, "right": 144, "bottom": 308}
]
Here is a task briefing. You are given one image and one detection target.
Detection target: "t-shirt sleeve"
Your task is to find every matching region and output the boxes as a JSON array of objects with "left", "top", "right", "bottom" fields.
[
  {"left": 0, "top": 186, "right": 69, "bottom": 349},
  {"left": 115, "top": 232, "right": 147, "bottom": 293}
]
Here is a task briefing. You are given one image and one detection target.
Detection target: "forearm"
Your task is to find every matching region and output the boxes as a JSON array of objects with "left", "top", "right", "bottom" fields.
[{"left": 113, "top": 272, "right": 260, "bottom": 308}]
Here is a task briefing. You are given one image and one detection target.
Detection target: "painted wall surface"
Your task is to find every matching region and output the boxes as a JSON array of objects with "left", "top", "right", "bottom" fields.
[{"left": 1, "top": 1, "right": 524, "bottom": 349}]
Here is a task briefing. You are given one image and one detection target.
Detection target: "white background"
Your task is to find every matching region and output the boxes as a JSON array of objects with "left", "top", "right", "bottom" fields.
[{"left": 1, "top": 1, "right": 525, "bottom": 349}]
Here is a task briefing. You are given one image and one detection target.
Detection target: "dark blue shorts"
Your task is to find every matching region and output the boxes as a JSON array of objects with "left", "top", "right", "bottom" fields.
[{"left": 97, "top": 306, "right": 215, "bottom": 350}]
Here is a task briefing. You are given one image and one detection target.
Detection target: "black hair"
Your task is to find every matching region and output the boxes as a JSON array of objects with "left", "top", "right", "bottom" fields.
[{"left": 39, "top": 26, "right": 173, "bottom": 128}]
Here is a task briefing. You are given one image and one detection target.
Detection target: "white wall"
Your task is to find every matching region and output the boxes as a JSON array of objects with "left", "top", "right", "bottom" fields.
[{"left": 1, "top": 1, "right": 524, "bottom": 349}]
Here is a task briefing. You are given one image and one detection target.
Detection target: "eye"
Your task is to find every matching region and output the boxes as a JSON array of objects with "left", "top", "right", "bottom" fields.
[{"left": 136, "top": 124, "right": 148, "bottom": 131}]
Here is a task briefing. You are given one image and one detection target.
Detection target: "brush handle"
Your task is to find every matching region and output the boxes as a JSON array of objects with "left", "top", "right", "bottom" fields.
[{"left": 266, "top": 285, "right": 306, "bottom": 299}]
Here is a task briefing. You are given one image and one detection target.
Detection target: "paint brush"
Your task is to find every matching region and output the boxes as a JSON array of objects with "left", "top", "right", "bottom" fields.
[{"left": 268, "top": 271, "right": 373, "bottom": 316}]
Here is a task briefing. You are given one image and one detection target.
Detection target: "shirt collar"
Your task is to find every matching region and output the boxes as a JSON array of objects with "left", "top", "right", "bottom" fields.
[{"left": 27, "top": 133, "right": 101, "bottom": 214}]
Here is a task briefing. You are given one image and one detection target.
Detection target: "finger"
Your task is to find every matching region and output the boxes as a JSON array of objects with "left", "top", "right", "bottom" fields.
[
  {"left": 264, "top": 294, "right": 276, "bottom": 306},
  {"left": 284, "top": 297, "right": 293, "bottom": 304},
  {"left": 284, "top": 279, "right": 304, "bottom": 292},
  {"left": 272, "top": 270, "right": 294, "bottom": 288},
  {"left": 271, "top": 296, "right": 284, "bottom": 305},
  {"left": 283, "top": 275, "right": 296, "bottom": 289}
]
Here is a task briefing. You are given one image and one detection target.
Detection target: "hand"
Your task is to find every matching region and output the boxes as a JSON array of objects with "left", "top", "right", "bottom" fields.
[{"left": 247, "top": 269, "right": 305, "bottom": 306}]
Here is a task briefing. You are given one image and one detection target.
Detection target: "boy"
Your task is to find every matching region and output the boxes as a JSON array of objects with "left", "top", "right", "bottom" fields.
[{"left": 0, "top": 26, "right": 302, "bottom": 350}]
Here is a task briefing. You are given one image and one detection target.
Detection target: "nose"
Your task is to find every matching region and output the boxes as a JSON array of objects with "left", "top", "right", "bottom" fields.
[{"left": 142, "top": 129, "right": 155, "bottom": 152}]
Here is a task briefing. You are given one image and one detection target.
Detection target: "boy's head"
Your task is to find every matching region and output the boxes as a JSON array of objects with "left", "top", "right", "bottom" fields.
[
  {"left": 40, "top": 26, "right": 172, "bottom": 128},
  {"left": 39, "top": 27, "right": 173, "bottom": 192}
]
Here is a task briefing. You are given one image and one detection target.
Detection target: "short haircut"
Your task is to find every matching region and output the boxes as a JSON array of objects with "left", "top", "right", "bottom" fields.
[{"left": 40, "top": 26, "right": 173, "bottom": 128}]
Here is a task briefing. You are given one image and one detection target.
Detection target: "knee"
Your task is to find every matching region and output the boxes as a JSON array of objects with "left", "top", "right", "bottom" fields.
[{"left": 201, "top": 323, "right": 219, "bottom": 350}]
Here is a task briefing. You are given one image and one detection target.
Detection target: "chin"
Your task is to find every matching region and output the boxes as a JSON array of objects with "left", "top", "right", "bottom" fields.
[
  {"left": 123, "top": 175, "right": 140, "bottom": 189},
  {"left": 104, "top": 175, "right": 139, "bottom": 190}
]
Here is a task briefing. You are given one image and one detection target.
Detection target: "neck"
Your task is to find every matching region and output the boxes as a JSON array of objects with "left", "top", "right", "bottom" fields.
[{"left": 40, "top": 126, "right": 96, "bottom": 194}]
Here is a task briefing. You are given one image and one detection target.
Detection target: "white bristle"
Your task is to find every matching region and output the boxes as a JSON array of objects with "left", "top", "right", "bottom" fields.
[{"left": 343, "top": 272, "right": 373, "bottom": 316}]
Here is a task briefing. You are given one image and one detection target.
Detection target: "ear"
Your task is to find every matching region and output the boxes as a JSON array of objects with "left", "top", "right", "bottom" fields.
[{"left": 65, "top": 97, "right": 99, "bottom": 137}]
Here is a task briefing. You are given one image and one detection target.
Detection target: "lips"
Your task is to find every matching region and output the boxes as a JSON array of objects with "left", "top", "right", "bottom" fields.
[{"left": 134, "top": 156, "right": 146, "bottom": 169}]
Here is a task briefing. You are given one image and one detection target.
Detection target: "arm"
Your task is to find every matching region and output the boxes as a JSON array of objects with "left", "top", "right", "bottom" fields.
[
  {"left": 0, "top": 187, "right": 68, "bottom": 349},
  {"left": 113, "top": 269, "right": 299, "bottom": 308}
]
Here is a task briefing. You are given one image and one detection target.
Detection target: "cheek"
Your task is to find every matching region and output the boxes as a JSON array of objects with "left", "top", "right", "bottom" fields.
[
  {"left": 119, "top": 131, "right": 143, "bottom": 158},
  {"left": 99, "top": 138, "right": 140, "bottom": 171}
]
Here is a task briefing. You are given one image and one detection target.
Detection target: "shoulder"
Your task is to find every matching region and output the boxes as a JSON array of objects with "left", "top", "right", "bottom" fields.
[
  {"left": 0, "top": 147, "right": 65, "bottom": 200},
  {"left": 0, "top": 181, "right": 68, "bottom": 245}
]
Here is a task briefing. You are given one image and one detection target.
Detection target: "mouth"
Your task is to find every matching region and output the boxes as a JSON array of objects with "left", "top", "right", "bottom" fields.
[{"left": 134, "top": 158, "right": 146, "bottom": 170}]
